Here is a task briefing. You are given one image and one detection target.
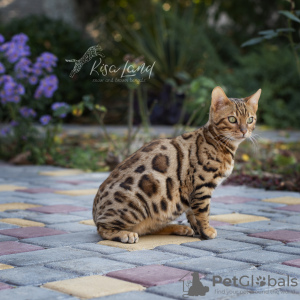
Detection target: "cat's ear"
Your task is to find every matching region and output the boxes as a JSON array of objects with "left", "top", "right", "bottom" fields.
[
  {"left": 245, "top": 89, "right": 261, "bottom": 112},
  {"left": 211, "top": 86, "right": 231, "bottom": 111}
]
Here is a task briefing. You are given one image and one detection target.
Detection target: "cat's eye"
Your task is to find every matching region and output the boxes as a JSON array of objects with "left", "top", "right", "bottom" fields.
[
  {"left": 247, "top": 117, "right": 254, "bottom": 124},
  {"left": 228, "top": 116, "right": 237, "bottom": 123}
]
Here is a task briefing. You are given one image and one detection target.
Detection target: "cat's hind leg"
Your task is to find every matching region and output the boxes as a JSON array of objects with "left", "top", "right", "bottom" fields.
[
  {"left": 152, "top": 224, "right": 194, "bottom": 236},
  {"left": 97, "top": 226, "right": 139, "bottom": 244}
]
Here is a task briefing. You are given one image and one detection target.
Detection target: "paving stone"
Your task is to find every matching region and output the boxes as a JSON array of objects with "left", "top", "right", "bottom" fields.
[
  {"left": 0, "top": 226, "right": 66, "bottom": 239},
  {"left": 215, "top": 225, "right": 265, "bottom": 234},
  {"left": 277, "top": 204, "right": 300, "bottom": 212},
  {"left": 234, "top": 293, "right": 300, "bottom": 299},
  {"left": 69, "top": 210, "right": 93, "bottom": 218},
  {"left": 27, "top": 204, "right": 88, "bottom": 214},
  {"left": 249, "top": 230, "right": 300, "bottom": 243},
  {"left": 244, "top": 200, "right": 287, "bottom": 208},
  {"left": 205, "top": 269, "right": 294, "bottom": 291},
  {"left": 22, "top": 232, "right": 101, "bottom": 247},
  {"left": 71, "top": 243, "right": 128, "bottom": 255},
  {"left": 80, "top": 219, "right": 95, "bottom": 226},
  {"left": 210, "top": 220, "right": 232, "bottom": 227},
  {"left": 0, "top": 264, "right": 13, "bottom": 270},
  {"left": 283, "top": 258, "right": 300, "bottom": 268},
  {"left": 46, "top": 257, "right": 136, "bottom": 275},
  {"left": 0, "top": 185, "right": 26, "bottom": 191},
  {"left": 212, "top": 196, "right": 258, "bottom": 204},
  {"left": 0, "top": 265, "right": 76, "bottom": 286},
  {"left": 99, "top": 235, "right": 200, "bottom": 251},
  {"left": 0, "top": 234, "right": 17, "bottom": 242},
  {"left": 286, "top": 242, "right": 300, "bottom": 248},
  {"left": 0, "top": 247, "right": 104, "bottom": 266},
  {"left": 107, "top": 249, "right": 186, "bottom": 266},
  {"left": 92, "top": 291, "right": 173, "bottom": 300},
  {"left": 219, "top": 249, "right": 299, "bottom": 265},
  {"left": 236, "top": 220, "right": 300, "bottom": 231},
  {"left": 0, "top": 222, "right": 19, "bottom": 229},
  {"left": 0, "top": 241, "right": 43, "bottom": 255},
  {"left": 213, "top": 228, "right": 246, "bottom": 238},
  {"left": 0, "top": 286, "right": 75, "bottom": 299},
  {"left": 263, "top": 197, "right": 300, "bottom": 205},
  {"left": 39, "top": 169, "right": 85, "bottom": 176},
  {"left": 0, "top": 203, "right": 41, "bottom": 212},
  {"left": 165, "top": 256, "right": 252, "bottom": 274},
  {"left": 0, "top": 282, "right": 12, "bottom": 290},
  {"left": 46, "top": 222, "right": 97, "bottom": 233},
  {"left": 146, "top": 279, "right": 246, "bottom": 300},
  {"left": 225, "top": 235, "right": 283, "bottom": 247},
  {"left": 15, "top": 188, "right": 56, "bottom": 194},
  {"left": 210, "top": 213, "right": 269, "bottom": 224},
  {"left": 43, "top": 275, "right": 144, "bottom": 298},
  {"left": 275, "top": 216, "right": 300, "bottom": 225},
  {"left": 154, "top": 244, "right": 214, "bottom": 258},
  {"left": 107, "top": 265, "right": 200, "bottom": 287},
  {"left": 182, "top": 238, "right": 261, "bottom": 254},
  {"left": 0, "top": 218, "right": 45, "bottom": 227},
  {"left": 23, "top": 213, "right": 85, "bottom": 224},
  {"left": 265, "top": 245, "right": 300, "bottom": 255},
  {"left": 259, "top": 263, "right": 300, "bottom": 277},
  {"left": 55, "top": 189, "right": 98, "bottom": 196},
  {"left": 56, "top": 180, "right": 91, "bottom": 185}
]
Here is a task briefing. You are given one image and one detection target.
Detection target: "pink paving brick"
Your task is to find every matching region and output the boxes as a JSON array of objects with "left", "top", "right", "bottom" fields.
[
  {"left": 276, "top": 204, "right": 300, "bottom": 212},
  {"left": 106, "top": 264, "right": 205, "bottom": 287},
  {"left": 249, "top": 230, "right": 300, "bottom": 243},
  {"left": 212, "top": 196, "right": 258, "bottom": 204},
  {"left": 0, "top": 227, "right": 66, "bottom": 239},
  {"left": 15, "top": 188, "right": 56, "bottom": 194},
  {"left": 210, "top": 220, "right": 233, "bottom": 227},
  {"left": 0, "top": 241, "right": 44, "bottom": 256},
  {"left": 283, "top": 259, "right": 300, "bottom": 268},
  {"left": 0, "top": 282, "right": 12, "bottom": 290},
  {"left": 27, "top": 204, "right": 88, "bottom": 214}
]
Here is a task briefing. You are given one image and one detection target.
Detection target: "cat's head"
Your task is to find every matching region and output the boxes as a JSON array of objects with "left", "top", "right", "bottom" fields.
[{"left": 209, "top": 86, "right": 261, "bottom": 143}]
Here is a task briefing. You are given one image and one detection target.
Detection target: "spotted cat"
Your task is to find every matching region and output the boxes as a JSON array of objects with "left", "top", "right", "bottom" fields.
[{"left": 93, "top": 86, "right": 261, "bottom": 243}]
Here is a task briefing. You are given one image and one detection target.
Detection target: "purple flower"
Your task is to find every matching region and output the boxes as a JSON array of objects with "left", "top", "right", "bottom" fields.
[
  {"left": 14, "top": 57, "right": 31, "bottom": 79},
  {"left": 36, "top": 52, "right": 58, "bottom": 72},
  {"left": 34, "top": 75, "right": 58, "bottom": 99},
  {"left": 51, "top": 101, "right": 69, "bottom": 118},
  {"left": 39, "top": 115, "right": 51, "bottom": 125},
  {"left": 0, "top": 62, "right": 5, "bottom": 74},
  {"left": 28, "top": 76, "right": 38, "bottom": 85},
  {"left": 10, "top": 120, "right": 19, "bottom": 127},
  {"left": 12, "top": 33, "right": 29, "bottom": 45},
  {"left": 19, "top": 106, "right": 36, "bottom": 118},
  {"left": 0, "top": 126, "right": 10, "bottom": 136},
  {"left": 0, "top": 34, "right": 4, "bottom": 44}
]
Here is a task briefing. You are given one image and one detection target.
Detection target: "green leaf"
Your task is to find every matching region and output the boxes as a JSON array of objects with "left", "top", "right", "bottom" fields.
[
  {"left": 279, "top": 10, "right": 300, "bottom": 23},
  {"left": 294, "top": 10, "right": 300, "bottom": 16},
  {"left": 241, "top": 37, "right": 264, "bottom": 47},
  {"left": 263, "top": 32, "right": 278, "bottom": 39},
  {"left": 258, "top": 30, "right": 275, "bottom": 35},
  {"left": 276, "top": 28, "right": 295, "bottom": 33}
]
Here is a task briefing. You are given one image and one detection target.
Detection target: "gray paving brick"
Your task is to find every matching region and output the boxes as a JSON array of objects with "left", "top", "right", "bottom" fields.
[
  {"left": 218, "top": 250, "right": 299, "bottom": 265},
  {"left": 235, "top": 221, "right": 300, "bottom": 231},
  {"left": 154, "top": 244, "right": 214, "bottom": 258},
  {"left": 46, "top": 222, "right": 97, "bottom": 233},
  {"left": 147, "top": 279, "right": 246, "bottom": 300},
  {"left": 225, "top": 235, "right": 283, "bottom": 247},
  {"left": 286, "top": 242, "right": 300, "bottom": 248},
  {"left": 181, "top": 238, "right": 261, "bottom": 253},
  {"left": 0, "top": 222, "right": 19, "bottom": 229},
  {"left": 258, "top": 263, "right": 300, "bottom": 278},
  {"left": 0, "top": 247, "right": 103, "bottom": 266},
  {"left": 22, "top": 213, "right": 85, "bottom": 224},
  {"left": 92, "top": 291, "right": 173, "bottom": 300},
  {"left": 213, "top": 228, "right": 245, "bottom": 238},
  {"left": 0, "top": 286, "right": 75, "bottom": 300},
  {"left": 22, "top": 232, "right": 102, "bottom": 247},
  {"left": 275, "top": 216, "right": 300, "bottom": 225},
  {"left": 0, "top": 234, "right": 17, "bottom": 242},
  {"left": 215, "top": 225, "right": 265, "bottom": 234},
  {"left": 234, "top": 293, "right": 300, "bottom": 299},
  {"left": 69, "top": 210, "right": 93, "bottom": 218},
  {"left": 205, "top": 269, "right": 294, "bottom": 291},
  {"left": 165, "top": 256, "right": 253, "bottom": 274},
  {"left": 0, "top": 265, "right": 76, "bottom": 286},
  {"left": 107, "top": 250, "right": 186, "bottom": 266},
  {"left": 46, "top": 257, "right": 136, "bottom": 275},
  {"left": 71, "top": 243, "right": 128, "bottom": 255},
  {"left": 265, "top": 245, "right": 300, "bottom": 255}
]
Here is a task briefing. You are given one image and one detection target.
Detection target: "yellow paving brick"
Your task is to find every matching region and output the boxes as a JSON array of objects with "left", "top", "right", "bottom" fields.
[
  {"left": 99, "top": 235, "right": 201, "bottom": 251},
  {"left": 0, "top": 203, "right": 41, "bottom": 212},
  {"left": 0, "top": 185, "right": 26, "bottom": 191},
  {"left": 0, "top": 218, "right": 45, "bottom": 227},
  {"left": 210, "top": 213, "right": 269, "bottom": 224},
  {"left": 79, "top": 219, "right": 95, "bottom": 226},
  {"left": 43, "top": 275, "right": 144, "bottom": 299},
  {"left": 262, "top": 196, "right": 300, "bottom": 205},
  {"left": 39, "top": 169, "right": 85, "bottom": 176},
  {"left": 55, "top": 189, "right": 98, "bottom": 196},
  {"left": 0, "top": 264, "right": 14, "bottom": 270}
]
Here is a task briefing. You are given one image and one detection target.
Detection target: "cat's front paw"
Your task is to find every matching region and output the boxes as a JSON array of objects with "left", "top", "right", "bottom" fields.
[{"left": 200, "top": 226, "right": 217, "bottom": 240}]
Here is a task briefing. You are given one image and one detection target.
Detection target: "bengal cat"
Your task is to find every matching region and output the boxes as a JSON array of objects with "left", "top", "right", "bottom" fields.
[{"left": 93, "top": 86, "right": 261, "bottom": 243}]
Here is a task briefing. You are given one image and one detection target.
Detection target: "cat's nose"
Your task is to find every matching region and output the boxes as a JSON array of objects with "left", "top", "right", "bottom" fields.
[{"left": 240, "top": 127, "right": 247, "bottom": 135}]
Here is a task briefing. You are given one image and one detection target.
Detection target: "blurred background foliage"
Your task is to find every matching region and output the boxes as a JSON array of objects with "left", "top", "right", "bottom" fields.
[{"left": 1, "top": 0, "right": 300, "bottom": 128}]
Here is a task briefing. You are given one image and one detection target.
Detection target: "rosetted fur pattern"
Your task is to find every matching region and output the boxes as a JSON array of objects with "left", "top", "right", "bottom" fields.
[{"left": 93, "top": 86, "right": 261, "bottom": 243}]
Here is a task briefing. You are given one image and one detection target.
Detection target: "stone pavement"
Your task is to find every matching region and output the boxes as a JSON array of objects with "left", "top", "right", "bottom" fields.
[{"left": 0, "top": 164, "right": 299, "bottom": 299}]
